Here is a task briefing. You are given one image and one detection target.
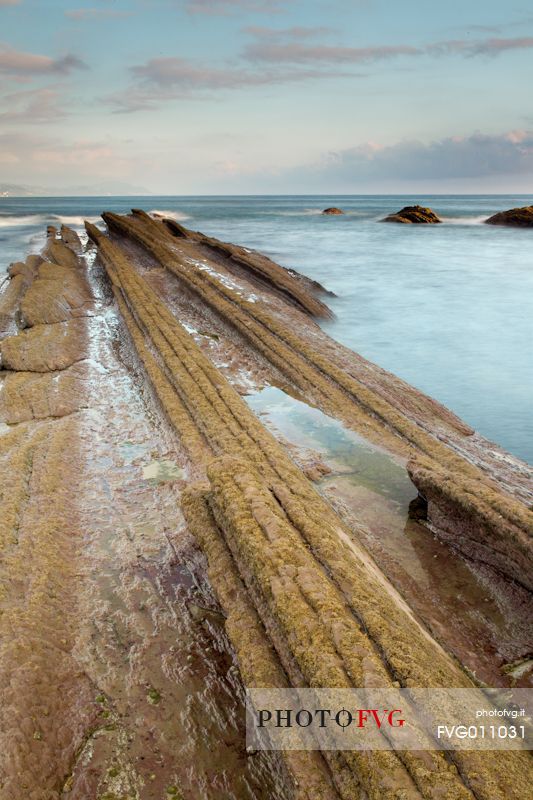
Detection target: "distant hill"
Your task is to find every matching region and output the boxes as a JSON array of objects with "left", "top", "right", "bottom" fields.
[{"left": 0, "top": 181, "right": 153, "bottom": 197}]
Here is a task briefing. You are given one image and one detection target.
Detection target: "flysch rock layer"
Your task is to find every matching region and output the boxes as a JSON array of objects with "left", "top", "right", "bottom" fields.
[
  {"left": 84, "top": 217, "right": 532, "bottom": 800},
  {"left": 1, "top": 215, "right": 532, "bottom": 798},
  {"left": 98, "top": 210, "right": 532, "bottom": 592},
  {"left": 0, "top": 229, "right": 285, "bottom": 799}
]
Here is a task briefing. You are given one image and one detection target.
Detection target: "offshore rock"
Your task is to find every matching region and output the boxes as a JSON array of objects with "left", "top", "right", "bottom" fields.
[
  {"left": 485, "top": 206, "right": 533, "bottom": 227},
  {"left": 384, "top": 205, "right": 442, "bottom": 224},
  {"left": 322, "top": 207, "right": 344, "bottom": 215}
]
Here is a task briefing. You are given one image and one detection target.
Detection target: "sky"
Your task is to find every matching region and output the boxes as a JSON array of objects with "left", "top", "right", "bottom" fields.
[{"left": 0, "top": 0, "right": 532, "bottom": 193}]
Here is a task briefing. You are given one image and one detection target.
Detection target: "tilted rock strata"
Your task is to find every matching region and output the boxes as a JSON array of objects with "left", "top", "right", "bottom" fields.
[
  {"left": 140, "top": 209, "right": 333, "bottom": 318},
  {"left": 0, "top": 256, "right": 42, "bottom": 338},
  {"left": 0, "top": 318, "right": 89, "bottom": 372},
  {"left": 86, "top": 220, "right": 532, "bottom": 800},
  {"left": 96, "top": 211, "right": 532, "bottom": 590},
  {"left": 182, "top": 486, "right": 342, "bottom": 800},
  {"left": 21, "top": 261, "right": 93, "bottom": 326},
  {"left": 0, "top": 364, "right": 90, "bottom": 424},
  {"left": 0, "top": 236, "right": 102, "bottom": 797},
  {"left": 408, "top": 457, "right": 533, "bottom": 591}
]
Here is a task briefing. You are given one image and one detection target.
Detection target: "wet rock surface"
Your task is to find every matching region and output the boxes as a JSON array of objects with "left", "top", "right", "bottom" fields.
[
  {"left": 1, "top": 219, "right": 532, "bottom": 799},
  {"left": 0, "top": 230, "right": 282, "bottom": 800},
  {"left": 322, "top": 208, "right": 344, "bottom": 215},
  {"left": 384, "top": 205, "right": 442, "bottom": 224}
]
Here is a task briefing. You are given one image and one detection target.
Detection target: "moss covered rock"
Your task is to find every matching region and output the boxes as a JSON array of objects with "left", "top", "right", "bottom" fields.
[
  {"left": 384, "top": 205, "right": 442, "bottom": 224},
  {"left": 485, "top": 205, "right": 533, "bottom": 227}
]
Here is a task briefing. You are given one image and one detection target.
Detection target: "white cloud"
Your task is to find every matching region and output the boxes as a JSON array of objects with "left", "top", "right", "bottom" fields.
[
  {"left": 297, "top": 130, "right": 533, "bottom": 184},
  {"left": 0, "top": 44, "right": 86, "bottom": 77}
]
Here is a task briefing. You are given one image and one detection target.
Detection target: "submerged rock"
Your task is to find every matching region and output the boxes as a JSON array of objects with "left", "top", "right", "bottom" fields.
[
  {"left": 322, "top": 207, "right": 344, "bottom": 215},
  {"left": 384, "top": 205, "right": 442, "bottom": 224},
  {"left": 485, "top": 205, "right": 533, "bottom": 227}
]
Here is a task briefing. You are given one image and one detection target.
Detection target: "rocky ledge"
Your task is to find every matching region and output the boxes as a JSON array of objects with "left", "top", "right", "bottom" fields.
[
  {"left": 485, "top": 205, "right": 533, "bottom": 227},
  {"left": 384, "top": 205, "right": 442, "bottom": 224}
]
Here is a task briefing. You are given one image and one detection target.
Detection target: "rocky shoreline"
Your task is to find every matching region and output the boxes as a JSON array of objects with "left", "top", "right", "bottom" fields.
[{"left": 0, "top": 213, "right": 532, "bottom": 798}]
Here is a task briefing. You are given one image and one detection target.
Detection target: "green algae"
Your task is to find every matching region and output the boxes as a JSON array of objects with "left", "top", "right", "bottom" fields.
[
  {"left": 146, "top": 687, "right": 161, "bottom": 705},
  {"left": 142, "top": 459, "right": 184, "bottom": 484}
]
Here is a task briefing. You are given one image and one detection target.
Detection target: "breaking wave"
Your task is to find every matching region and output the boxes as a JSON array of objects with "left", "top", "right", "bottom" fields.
[
  {"left": 0, "top": 213, "right": 100, "bottom": 228},
  {"left": 0, "top": 214, "right": 45, "bottom": 228},
  {"left": 440, "top": 215, "right": 489, "bottom": 225},
  {"left": 148, "top": 209, "right": 191, "bottom": 221}
]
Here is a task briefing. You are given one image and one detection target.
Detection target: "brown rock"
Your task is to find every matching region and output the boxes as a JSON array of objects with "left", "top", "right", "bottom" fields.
[
  {"left": 20, "top": 262, "right": 92, "bottom": 326},
  {"left": 0, "top": 318, "right": 89, "bottom": 372},
  {"left": 60, "top": 225, "right": 82, "bottom": 251},
  {"left": 384, "top": 205, "right": 442, "bottom": 224},
  {"left": 303, "top": 460, "right": 332, "bottom": 482},
  {"left": 322, "top": 207, "right": 344, "bottom": 215},
  {"left": 485, "top": 206, "right": 533, "bottom": 227}
]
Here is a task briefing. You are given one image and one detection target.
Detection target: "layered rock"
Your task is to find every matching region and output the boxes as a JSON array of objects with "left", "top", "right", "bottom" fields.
[
  {"left": 384, "top": 205, "right": 442, "bottom": 224},
  {"left": 86, "top": 219, "right": 533, "bottom": 800},
  {"left": 94, "top": 211, "right": 532, "bottom": 594},
  {"left": 0, "top": 256, "right": 42, "bottom": 338},
  {"left": 142, "top": 209, "right": 334, "bottom": 317}
]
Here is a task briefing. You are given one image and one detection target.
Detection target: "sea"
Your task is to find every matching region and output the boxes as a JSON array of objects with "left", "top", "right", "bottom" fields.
[{"left": 1, "top": 194, "right": 532, "bottom": 465}]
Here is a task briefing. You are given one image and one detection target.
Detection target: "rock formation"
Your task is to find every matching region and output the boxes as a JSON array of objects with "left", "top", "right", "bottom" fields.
[
  {"left": 2, "top": 212, "right": 532, "bottom": 798},
  {"left": 384, "top": 205, "right": 442, "bottom": 224},
  {"left": 485, "top": 205, "right": 533, "bottom": 227},
  {"left": 322, "top": 207, "right": 344, "bottom": 215}
]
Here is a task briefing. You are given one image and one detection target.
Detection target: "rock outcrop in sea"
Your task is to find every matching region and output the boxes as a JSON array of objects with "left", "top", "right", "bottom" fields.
[
  {"left": 384, "top": 205, "right": 442, "bottom": 223},
  {"left": 322, "top": 207, "right": 344, "bottom": 215},
  {"left": 485, "top": 205, "right": 533, "bottom": 227}
]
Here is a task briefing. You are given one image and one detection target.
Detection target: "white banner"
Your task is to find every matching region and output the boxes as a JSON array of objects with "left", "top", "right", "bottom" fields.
[{"left": 246, "top": 688, "right": 532, "bottom": 751}]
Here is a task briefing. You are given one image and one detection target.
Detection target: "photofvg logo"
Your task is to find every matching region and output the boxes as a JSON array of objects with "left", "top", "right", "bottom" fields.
[
  {"left": 246, "top": 688, "right": 533, "bottom": 751},
  {"left": 257, "top": 706, "right": 405, "bottom": 731}
]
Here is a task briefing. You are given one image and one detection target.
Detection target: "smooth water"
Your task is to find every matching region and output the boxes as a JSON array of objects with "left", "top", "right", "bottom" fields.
[{"left": 1, "top": 194, "right": 532, "bottom": 464}]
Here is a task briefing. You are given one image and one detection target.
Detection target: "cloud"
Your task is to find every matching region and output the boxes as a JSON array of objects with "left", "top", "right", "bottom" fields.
[
  {"left": 428, "top": 36, "right": 533, "bottom": 57},
  {"left": 244, "top": 41, "right": 420, "bottom": 64},
  {"left": 0, "top": 87, "right": 67, "bottom": 123},
  {"left": 0, "top": 45, "right": 87, "bottom": 77},
  {"left": 183, "top": 0, "right": 286, "bottom": 15},
  {"left": 300, "top": 130, "right": 533, "bottom": 183},
  {"left": 243, "top": 25, "right": 335, "bottom": 40},
  {"left": 110, "top": 28, "right": 533, "bottom": 114},
  {"left": 65, "top": 7, "right": 133, "bottom": 20},
  {"left": 242, "top": 27, "right": 533, "bottom": 64},
  {"left": 130, "top": 56, "right": 301, "bottom": 88},
  {"left": 108, "top": 55, "right": 351, "bottom": 111}
]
